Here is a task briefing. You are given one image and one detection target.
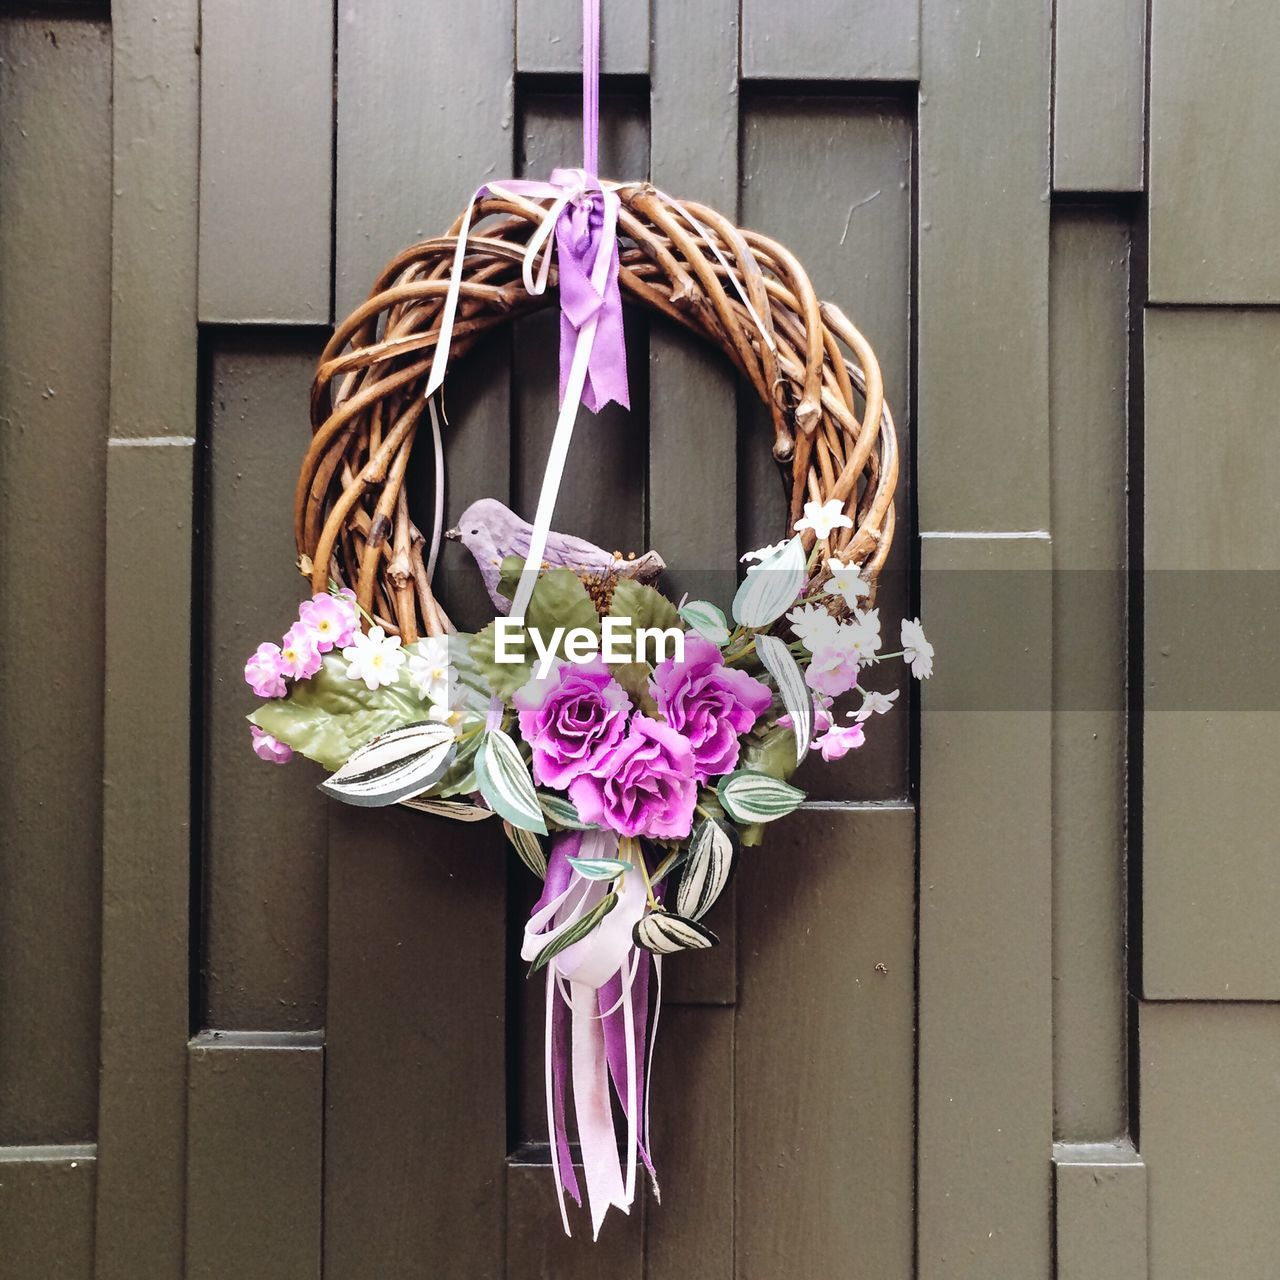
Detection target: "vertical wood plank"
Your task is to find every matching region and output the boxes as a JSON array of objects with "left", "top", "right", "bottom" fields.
[
  {"left": 1141, "top": 1003, "right": 1280, "bottom": 1280},
  {"left": 323, "top": 810, "right": 508, "bottom": 1277},
  {"left": 741, "top": 0, "right": 919, "bottom": 82},
  {"left": 1149, "top": 0, "right": 1280, "bottom": 302},
  {"left": 917, "top": 0, "right": 1051, "bottom": 532},
  {"left": 1053, "top": 1142, "right": 1147, "bottom": 1280},
  {"left": 203, "top": 332, "right": 329, "bottom": 1031},
  {"left": 917, "top": 535, "right": 1053, "bottom": 1280},
  {"left": 649, "top": 0, "right": 739, "bottom": 1010},
  {"left": 96, "top": 2, "right": 200, "bottom": 1274},
  {"left": 1142, "top": 309, "right": 1280, "bottom": 998},
  {"left": 1049, "top": 211, "right": 1130, "bottom": 1139},
  {"left": 1052, "top": 0, "right": 1145, "bottom": 192},
  {"left": 734, "top": 806, "right": 915, "bottom": 1279},
  {"left": 517, "top": 0, "right": 649, "bottom": 75},
  {"left": 0, "top": 1146, "right": 97, "bottom": 1280},
  {"left": 0, "top": 11, "right": 111, "bottom": 1147},
  {"left": 185, "top": 1033, "right": 323, "bottom": 1280},
  {"left": 198, "top": 0, "right": 334, "bottom": 323},
  {"left": 740, "top": 95, "right": 913, "bottom": 802}
]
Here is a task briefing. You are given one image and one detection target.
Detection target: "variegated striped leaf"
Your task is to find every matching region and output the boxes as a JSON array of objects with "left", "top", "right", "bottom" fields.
[
  {"left": 476, "top": 728, "right": 547, "bottom": 834},
  {"left": 731, "top": 535, "right": 806, "bottom": 628},
  {"left": 716, "top": 769, "right": 805, "bottom": 825},
  {"left": 675, "top": 818, "right": 737, "bottom": 921},
  {"left": 568, "top": 856, "right": 629, "bottom": 881},
  {"left": 530, "top": 891, "right": 618, "bottom": 973},
  {"left": 503, "top": 820, "right": 548, "bottom": 879},
  {"left": 538, "top": 791, "right": 591, "bottom": 830},
  {"left": 318, "top": 722, "right": 456, "bottom": 807},
  {"left": 632, "top": 910, "right": 719, "bottom": 955},
  {"left": 400, "top": 795, "right": 493, "bottom": 822},
  {"left": 678, "top": 599, "right": 731, "bottom": 647},
  {"left": 754, "top": 633, "right": 812, "bottom": 766}
]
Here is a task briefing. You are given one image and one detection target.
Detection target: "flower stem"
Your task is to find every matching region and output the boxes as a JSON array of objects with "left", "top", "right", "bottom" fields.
[{"left": 625, "top": 836, "right": 661, "bottom": 911}]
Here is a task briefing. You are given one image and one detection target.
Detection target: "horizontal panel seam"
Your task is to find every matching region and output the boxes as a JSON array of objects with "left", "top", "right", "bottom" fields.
[
  {"left": 108, "top": 436, "right": 196, "bottom": 448},
  {"left": 0, "top": 1143, "right": 97, "bottom": 1164}
]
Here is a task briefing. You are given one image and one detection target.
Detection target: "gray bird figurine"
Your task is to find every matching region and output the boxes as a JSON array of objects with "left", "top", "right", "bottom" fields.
[{"left": 445, "top": 497, "right": 667, "bottom": 614}]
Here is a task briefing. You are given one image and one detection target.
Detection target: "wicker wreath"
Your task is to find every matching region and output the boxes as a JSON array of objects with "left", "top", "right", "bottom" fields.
[{"left": 294, "top": 182, "right": 898, "bottom": 641}]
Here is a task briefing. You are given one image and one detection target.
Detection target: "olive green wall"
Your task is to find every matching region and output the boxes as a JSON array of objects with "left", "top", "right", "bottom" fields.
[{"left": 0, "top": 1, "right": 1275, "bottom": 1277}]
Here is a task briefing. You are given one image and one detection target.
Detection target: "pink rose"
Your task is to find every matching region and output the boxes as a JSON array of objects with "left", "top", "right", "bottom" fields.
[
  {"left": 250, "top": 725, "right": 293, "bottom": 764},
  {"left": 245, "top": 642, "right": 288, "bottom": 698},
  {"left": 513, "top": 659, "right": 631, "bottom": 789},
  {"left": 651, "top": 635, "right": 772, "bottom": 783},
  {"left": 280, "top": 622, "right": 323, "bottom": 680},
  {"left": 568, "top": 715, "right": 697, "bottom": 841}
]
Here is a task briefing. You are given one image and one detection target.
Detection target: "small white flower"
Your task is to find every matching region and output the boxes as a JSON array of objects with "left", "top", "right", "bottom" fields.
[
  {"left": 787, "top": 602, "right": 842, "bottom": 654},
  {"left": 901, "top": 617, "right": 934, "bottom": 679},
  {"left": 740, "top": 540, "right": 790, "bottom": 564},
  {"left": 843, "top": 607, "right": 881, "bottom": 661},
  {"left": 794, "top": 499, "right": 853, "bottom": 540},
  {"left": 428, "top": 701, "right": 465, "bottom": 733},
  {"left": 826, "top": 556, "right": 870, "bottom": 609},
  {"left": 342, "top": 625, "right": 405, "bottom": 691},
  {"left": 852, "top": 688, "right": 899, "bottom": 722},
  {"left": 408, "top": 636, "right": 456, "bottom": 704}
]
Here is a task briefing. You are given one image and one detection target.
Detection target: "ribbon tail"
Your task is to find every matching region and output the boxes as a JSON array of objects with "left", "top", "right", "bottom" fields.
[
  {"left": 571, "top": 979, "right": 628, "bottom": 1241},
  {"left": 546, "top": 967, "right": 575, "bottom": 1235}
]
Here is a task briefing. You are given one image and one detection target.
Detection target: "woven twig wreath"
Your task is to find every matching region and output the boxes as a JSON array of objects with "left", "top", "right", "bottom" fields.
[{"left": 294, "top": 183, "right": 899, "bottom": 641}]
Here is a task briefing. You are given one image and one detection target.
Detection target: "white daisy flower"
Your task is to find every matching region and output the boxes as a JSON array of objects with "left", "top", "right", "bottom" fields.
[
  {"left": 851, "top": 687, "right": 899, "bottom": 722},
  {"left": 740, "top": 539, "right": 790, "bottom": 564},
  {"left": 408, "top": 635, "right": 456, "bottom": 704},
  {"left": 342, "top": 625, "right": 406, "bottom": 691},
  {"left": 428, "top": 701, "right": 465, "bottom": 733},
  {"left": 826, "top": 556, "right": 870, "bottom": 609},
  {"left": 794, "top": 499, "right": 853, "bottom": 540},
  {"left": 787, "top": 602, "right": 842, "bottom": 654},
  {"left": 844, "top": 607, "right": 881, "bottom": 661},
  {"left": 901, "top": 617, "right": 934, "bottom": 679}
]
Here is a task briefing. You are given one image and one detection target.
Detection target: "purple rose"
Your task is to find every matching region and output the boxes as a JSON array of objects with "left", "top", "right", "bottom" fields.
[
  {"left": 568, "top": 715, "right": 697, "bottom": 840},
  {"left": 651, "top": 635, "right": 773, "bottom": 783},
  {"left": 514, "top": 659, "right": 631, "bottom": 789}
]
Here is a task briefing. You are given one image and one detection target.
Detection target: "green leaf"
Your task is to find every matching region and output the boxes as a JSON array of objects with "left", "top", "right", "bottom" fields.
[
  {"left": 608, "top": 661, "right": 660, "bottom": 716},
  {"left": 527, "top": 567, "right": 602, "bottom": 638},
  {"left": 741, "top": 724, "right": 802, "bottom": 781},
  {"left": 467, "top": 621, "right": 534, "bottom": 698},
  {"left": 503, "top": 820, "right": 548, "bottom": 879},
  {"left": 754, "top": 633, "right": 812, "bottom": 766},
  {"left": 530, "top": 891, "right": 618, "bottom": 973},
  {"left": 568, "top": 856, "right": 629, "bottom": 880},
  {"left": 318, "top": 722, "right": 456, "bottom": 807},
  {"left": 476, "top": 728, "right": 547, "bottom": 834},
  {"left": 401, "top": 795, "right": 493, "bottom": 822},
  {"left": 633, "top": 910, "right": 718, "bottom": 954},
  {"left": 538, "top": 791, "right": 592, "bottom": 830},
  {"left": 676, "top": 818, "right": 738, "bottom": 921},
  {"left": 678, "top": 600, "right": 731, "bottom": 647},
  {"left": 732, "top": 535, "right": 806, "bottom": 628},
  {"left": 249, "top": 651, "right": 428, "bottom": 772},
  {"left": 607, "top": 578, "right": 682, "bottom": 665},
  {"left": 717, "top": 769, "right": 805, "bottom": 825}
]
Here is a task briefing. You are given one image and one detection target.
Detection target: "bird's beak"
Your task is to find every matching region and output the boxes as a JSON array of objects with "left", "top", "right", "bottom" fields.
[{"left": 444, "top": 526, "right": 461, "bottom": 542}]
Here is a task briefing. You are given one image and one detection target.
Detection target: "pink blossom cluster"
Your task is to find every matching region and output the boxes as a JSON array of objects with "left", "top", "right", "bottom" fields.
[{"left": 244, "top": 589, "right": 359, "bottom": 763}]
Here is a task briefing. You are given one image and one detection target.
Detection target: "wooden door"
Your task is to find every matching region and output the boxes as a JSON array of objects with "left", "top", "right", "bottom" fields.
[{"left": 5, "top": 1, "right": 1280, "bottom": 1278}]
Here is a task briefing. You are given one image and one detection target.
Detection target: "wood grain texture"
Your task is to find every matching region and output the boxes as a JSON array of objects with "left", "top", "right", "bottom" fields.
[
  {"left": 917, "top": 534, "right": 1053, "bottom": 1280},
  {"left": 1049, "top": 211, "right": 1130, "bottom": 1139},
  {"left": 185, "top": 1033, "right": 323, "bottom": 1280},
  {"left": 323, "top": 808, "right": 507, "bottom": 1278},
  {"left": 650, "top": 0, "right": 739, "bottom": 1008},
  {"left": 1053, "top": 1142, "right": 1147, "bottom": 1280},
  {"left": 198, "top": 0, "right": 333, "bottom": 323},
  {"left": 108, "top": 0, "right": 198, "bottom": 439},
  {"left": 1143, "top": 310, "right": 1280, "bottom": 998},
  {"left": 0, "top": 1145, "right": 96, "bottom": 1280},
  {"left": 740, "top": 95, "right": 913, "bottom": 802},
  {"left": 735, "top": 805, "right": 915, "bottom": 1279},
  {"left": 1141, "top": 1003, "right": 1280, "bottom": 1280},
  {"left": 742, "top": 0, "right": 919, "bottom": 82},
  {"left": 918, "top": 0, "right": 1051, "bottom": 532},
  {"left": 1149, "top": 0, "right": 1280, "bottom": 301},
  {"left": 0, "top": 11, "right": 110, "bottom": 1147},
  {"left": 1052, "top": 0, "right": 1145, "bottom": 192},
  {"left": 203, "top": 332, "right": 328, "bottom": 1031},
  {"left": 517, "top": 0, "right": 649, "bottom": 75},
  {"left": 96, "top": 443, "right": 195, "bottom": 1280}
]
